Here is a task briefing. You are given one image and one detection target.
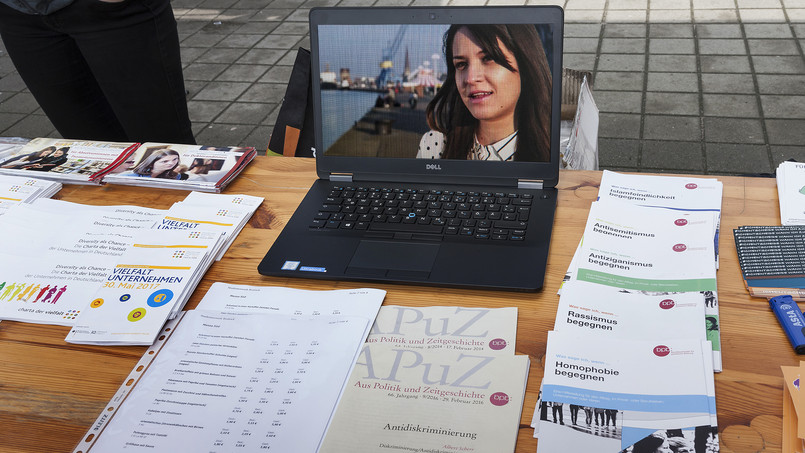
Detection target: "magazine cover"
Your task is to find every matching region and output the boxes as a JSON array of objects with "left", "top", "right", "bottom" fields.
[
  {"left": 103, "top": 143, "right": 256, "bottom": 192},
  {"left": 0, "top": 137, "right": 138, "bottom": 184}
]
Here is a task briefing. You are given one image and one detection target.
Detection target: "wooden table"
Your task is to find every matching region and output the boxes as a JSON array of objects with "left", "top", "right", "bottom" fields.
[{"left": 0, "top": 157, "right": 792, "bottom": 453}]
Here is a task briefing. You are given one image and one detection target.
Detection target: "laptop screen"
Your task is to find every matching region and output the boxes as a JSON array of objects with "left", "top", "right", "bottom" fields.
[{"left": 310, "top": 7, "right": 563, "bottom": 185}]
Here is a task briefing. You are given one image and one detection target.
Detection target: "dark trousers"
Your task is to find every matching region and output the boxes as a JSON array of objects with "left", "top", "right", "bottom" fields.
[{"left": 0, "top": 0, "right": 195, "bottom": 144}]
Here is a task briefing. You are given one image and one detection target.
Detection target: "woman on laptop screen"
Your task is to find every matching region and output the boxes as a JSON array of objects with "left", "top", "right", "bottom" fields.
[{"left": 417, "top": 24, "right": 552, "bottom": 162}]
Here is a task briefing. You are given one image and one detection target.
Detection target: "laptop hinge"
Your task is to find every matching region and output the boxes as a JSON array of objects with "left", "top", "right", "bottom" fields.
[
  {"left": 518, "top": 179, "right": 544, "bottom": 190},
  {"left": 330, "top": 173, "right": 353, "bottom": 182}
]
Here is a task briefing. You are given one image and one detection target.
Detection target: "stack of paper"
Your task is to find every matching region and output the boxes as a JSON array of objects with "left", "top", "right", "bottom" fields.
[
  {"left": 0, "top": 137, "right": 138, "bottom": 184},
  {"left": 782, "top": 363, "right": 805, "bottom": 453},
  {"left": 535, "top": 171, "right": 723, "bottom": 452},
  {"left": 777, "top": 161, "right": 805, "bottom": 225},
  {"left": 0, "top": 173, "right": 62, "bottom": 215},
  {"left": 102, "top": 143, "right": 256, "bottom": 193},
  {"left": 320, "top": 306, "right": 529, "bottom": 453},
  {"left": 76, "top": 284, "right": 386, "bottom": 453},
  {"left": 734, "top": 225, "right": 805, "bottom": 299}
]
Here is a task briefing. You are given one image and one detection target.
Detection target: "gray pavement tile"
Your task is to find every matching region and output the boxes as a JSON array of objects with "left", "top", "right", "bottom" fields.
[
  {"left": 693, "top": 9, "right": 739, "bottom": 22},
  {"left": 180, "top": 47, "right": 208, "bottom": 66},
  {"left": 197, "top": 48, "right": 249, "bottom": 64},
  {"left": 597, "top": 138, "right": 640, "bottom": 167},
  {"left": 794, "top": 23, "right": 805, "bottom": 37},
  {"left": 593, "top": 71, "right": 645, "bottom": 91},
  {"left": 1, "top": 114, "right": 56, "bottom": 139},
  {"left": 302, "top": 0, "right": 340, "bottom": 5},
  {"left": 184, "top": 80, "right": 210, "bottom": 99},
  {"left": 244, "top": 126, "right": 274, "bottom": 151},
  {"left": 695, "top": 23, "right": 743, "bottom": 39},
  {"left": 595, "top": 90, "right": 643, "bottom": 113},
  {"left": 640, "top": 140, "right": 704, "bottom": 171},
  {"left": 597, "top": 54, "right": 645, "bottom": 72},
  {"left": 743, "top": 23, "right": 794, "bottom": 38},
  {"left": 172, "top": 0, "right": 206, "bottom": 7},
  {"left": 701, "top": 73, "right": 757, "bottom": 94},
  {"left": 216, "top": 64, "right": 271, "bottom": 82},
  {"left": 603, "top": 23, "right": 646, "bottom": 37},
  {"left": 757, "top": 74, "right": 805, "bottom": 94},
  {"left": 649, "top": 23, "right": 694, "bottom": 38},
  {"left": 648, "top": 54, "right": 697, "bottom": 72},
  {"left": 646, "top": 72, "right": 699, "bottom": 92},
  {"left": 237, "top": 48, "right": 288, "bottom": 65},
  {"left": 565, "top": 23, "right": 603, "bottom": 37},
  {"left": 185, "top": 63, "right": 230, "bottom": 81},
  {"left": 218, "top": 34, "right": 265, "bottom": 48},
  {"left": 747, "top": 39, "right": 801, "bottom": 55},
  {"left": 567, "top": 0, "right": 605, "bottom": 9},
  {"left": 285, "top": 8, "right": 310, "bottom": 20},
  {"left": 251, "top": 8, "right": 296, "bottom": 21},
  {"left": 703, "top": 94, "right": 759, "bottom": 117},
  {"left": 237, "top": 83, "right": 289, "bottom": 103},
  {"left": 738, "top": 0, "right": 783, "bottom": 7},
  {"left": 338, "top": 0, "right": 377, "bottom": 5},
  {"left": 269, "top": 0, "right": 307, "bottom": 6},
  {"left": 187, "top": 100, "right": 231, "bottom": 122},
  {"left": 0, "top": 73, "right": 26, "bottom": 92},
  {"left": 259, "top": 65, "right": 294, "bottom": 83},
  {"left": 216, "top": 102, "right": 276, "bottom": 124},
  {"left": 648, "top": 38, "right": 695, "bottom": 54},
  {"left": 705, "top": 143, "right": 772, "bottom": 174},
  {"left": 192, "top": 81, "right": 252, "bottom": 101},
  {"left": 236, "top": 22, "right": 280, "bottom": 34},
  {"left": 739, "top": 8, "right": 787, "bottom": 22},
  {"left": 565, "top": 37, "right": 601, "bottom": 53},
  {"left": 762, "top": 95, "right": 805, "bottom": 118},
  {"left": 182, "top": 32, "right": 228, "bottom": 48},
  {"left": 563, "top": 54, "right": 597, "bottom": 71},
  {"left": 0, "top": 56, "right": 17, "bottom": 78},
  {"left": 650, "top": 10, "right": 692, "bottom": 23},
  {"left": 643, "top": 115, "right": 701, "bottom": 141},
  {"left": 195, "top": 123, "right": 258, "bottom": 147},
  {"left": 200, "top": 0, "right": 241, "bottom": 8},
  {"left": 565, "top": 9, "right": 605, "bottom": 22},
  {"left": 600, "top": 37, "right": 646, "bottom": 53},
  {"left": 771, "top": 145, "right": 805, "bottom": 167},
  {"left": 599, "top": 113, "right": 642, "bottom": 139},
  {"left": 608, "top": 0, "right": 648, "bottom": 9},
  {"left": 605, "top": 10, "right": 647, "bottom": 22},
  {"left": 276, "top": 50, "right": 300, "bottom": 65},
  {"left": 645, "top": 92, "right": 700, "bottom": 115},
  {"left": 700, "top": 55, "right": 752, "bottom": 73},
  {"left": 752, "top": 56, "right": 805, "bottom": 74},
  {"left": 652, "top": 0, "right": 690, "bottom": 9},
  {"left": 0, "top": 92, "right": 40, "bottom": 114},
  {"left": 255, "top": 34, "right": 303, "bottom": 49},
  {"left": 704, "top": 117, "right": 765, "bottom": 144},
  {"left": 263, "top": 104, "right": 282, "bottom": 126},
  {"left": 698, "top": 38, "right": 748, "bottom": 55},
  {"left": 0, "top": 112, "right": 29, "bottom": 135}
]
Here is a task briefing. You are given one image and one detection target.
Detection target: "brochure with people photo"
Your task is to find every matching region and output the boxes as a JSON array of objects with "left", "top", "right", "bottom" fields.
[
  {"left": 0, "top": 137, "right": 138, "bottom": 184},
  {"left": 101, "top": 142, "right": 257, "bottom": 193}
]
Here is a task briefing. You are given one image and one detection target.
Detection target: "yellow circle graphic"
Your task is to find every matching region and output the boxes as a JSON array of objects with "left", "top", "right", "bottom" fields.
[
  {"left": 90, "top": 298, "right": 104, "bottom": 308},
  {"left": 127, "top": 307, "right": 146, "bottom": 322}
]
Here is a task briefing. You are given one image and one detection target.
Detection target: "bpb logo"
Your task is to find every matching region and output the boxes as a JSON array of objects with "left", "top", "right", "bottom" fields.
[
  {"left": 674, "top": 219, "right": 688, "bottom": 226},
  {"left": 685, "top": 183, "right": 698, "bottom": 189},
  {"left": 673, "top": 244, "right": 687, "bottom": 252},
  {"left": 489, "top": 338, "right": 507, "bottom": 351},
  {"left": 490, "top": 392, "right": 510, "bottom": 406},
  {"left": 659, "top": 299, "right": 675, "bottom": 310},
  {"left": 653, "top": 345, "right": 671, "bottom": 357}
]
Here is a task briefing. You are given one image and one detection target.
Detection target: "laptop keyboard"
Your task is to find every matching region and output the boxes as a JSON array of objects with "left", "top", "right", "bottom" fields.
[{"left": 309, "top": 186, "right": 534, "bottom": 241}]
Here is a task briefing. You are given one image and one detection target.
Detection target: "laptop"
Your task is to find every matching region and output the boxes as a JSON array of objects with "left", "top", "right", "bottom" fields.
[{"left": 258, "top": 6, "right": 564, "bottom": 291}]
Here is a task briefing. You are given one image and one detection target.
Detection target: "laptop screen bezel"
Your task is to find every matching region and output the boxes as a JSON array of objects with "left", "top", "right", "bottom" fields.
[{"left": 309, "top": 6, "right": 564, "bottom": 188}]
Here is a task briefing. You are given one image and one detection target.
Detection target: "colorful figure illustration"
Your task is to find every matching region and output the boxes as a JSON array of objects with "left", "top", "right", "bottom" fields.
[
  {"left": 41, "top": 285, "right": 58, "bottom": 303},
  {"left": 9, "top": 284, "right": 25, "bottom": 301},
  {"left": 16, "top": 283, "right": 36, "bottom": 301},
  {"left": 23, "top": 284, "right": 40, "bottom": 301},
  {"left": 33, "top": 285, "right": 50, "bottom": 303},
  {"left": 51, "top": 286, "right": 68, "bottom": 304},
  {"left": 0, "top": 281, "right": 5, "bottom": 293},
  {"left": 0, "top": 283, "right": 13, "bottom": 300}
]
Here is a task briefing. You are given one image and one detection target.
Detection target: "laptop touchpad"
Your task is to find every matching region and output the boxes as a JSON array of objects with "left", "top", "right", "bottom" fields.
[{"left": 348, "top": 240, "right": 439, "bottom": 272}]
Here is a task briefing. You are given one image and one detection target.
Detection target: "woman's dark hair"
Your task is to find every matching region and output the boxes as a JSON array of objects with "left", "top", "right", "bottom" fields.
[
  {"left": 425, "top": 24, "right": 552, "bottom": 162},
  {"left": 631, "top": 433, "right": 665, "bottom": 453},
  {"left": 705, "top": 316, "right": 718, "bottom": 331}
]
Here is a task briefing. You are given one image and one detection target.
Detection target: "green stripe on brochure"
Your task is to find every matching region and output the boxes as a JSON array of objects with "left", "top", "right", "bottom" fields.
[{"left": 577, "top": 269, "right": 717, "bottom": 292}]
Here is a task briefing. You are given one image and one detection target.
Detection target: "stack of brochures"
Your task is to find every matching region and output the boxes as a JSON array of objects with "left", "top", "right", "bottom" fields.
[
  {"left": 0, "top": 192, "right": 263, "bottom": 342},
  {"left": 102, "top": 142, "right": 256, "bottom": 193},
  {"left": 0, "top": 137, "right": 256, "bottom": 192},
  {"left": 734, "top": 225, "right": 805, "bottom": 300},
  {"left": 781, "top": 362, "right": 805, "bottom": 453},
  {"left": 320, "top": 306, "right": 529, "bottom": 453},
  {"left": 74, "top": 284, "right": 386, "bottom": 453},
  {"left": 777, "top": 161, "right": 805, "bottom": 225},
  {"left": 533, "top": 171, "right": 723, "bottom": 452},
  {"left": 0, "top": 173, "right": 62, "bottom": 215}
]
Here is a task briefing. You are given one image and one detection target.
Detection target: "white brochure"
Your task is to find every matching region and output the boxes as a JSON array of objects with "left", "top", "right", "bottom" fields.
[
  {"left": 85, "top": 310, "right": 370, "bottom": 453},
  {"left": 152, "top": 202, "right": 252, "bottom": 260}
]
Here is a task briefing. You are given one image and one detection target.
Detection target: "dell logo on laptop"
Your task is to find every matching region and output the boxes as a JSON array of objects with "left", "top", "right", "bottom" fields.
[{"left": 426, "top": 164, "right": 442, "bottom": 170}]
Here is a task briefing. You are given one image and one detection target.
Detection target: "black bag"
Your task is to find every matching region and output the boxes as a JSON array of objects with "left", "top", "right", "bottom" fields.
[{"left": 267, "top": 47, "right": 315, "bottom": 157}]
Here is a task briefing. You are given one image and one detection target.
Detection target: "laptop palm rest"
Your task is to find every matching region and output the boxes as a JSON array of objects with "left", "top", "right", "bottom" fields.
[{"left": 347, "top": 240, "right": 439, "bottom": 276}]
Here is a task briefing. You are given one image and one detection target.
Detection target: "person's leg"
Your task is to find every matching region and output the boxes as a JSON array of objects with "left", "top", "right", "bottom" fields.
[
  {"left": 57, "top": 0, "right": 195, "bottom": 144},
  {"left": 0, "top": 4, "right": 129, "bottom": 141}
]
